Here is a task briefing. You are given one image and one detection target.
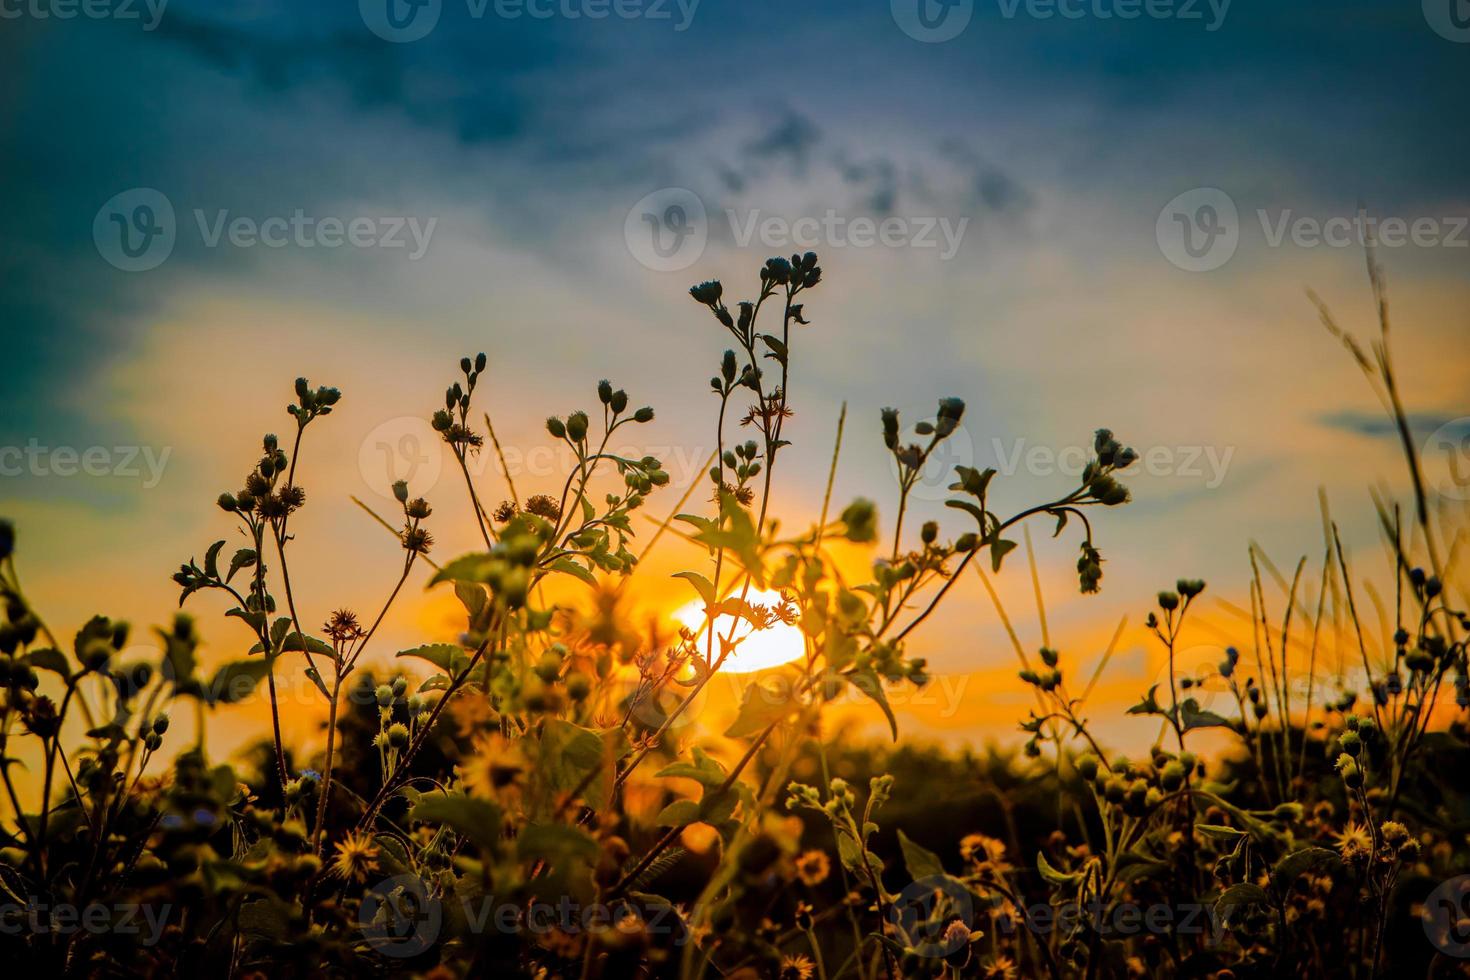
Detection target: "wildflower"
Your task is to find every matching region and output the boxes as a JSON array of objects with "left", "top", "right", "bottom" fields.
[
  {"left": 794, "top": 849, "right": 830, "bottom": 886},
  {"left": 1333, "top": 823, "right": 1373, "bottom": 862},
  {"left": 331, "top": 831, "right": 381, "bottom": 882},
  {"left": 524, "top": 494, "right": 562, "bottom": 521},
  {"left": 959, "top": 833, "right": 1011, "bottom": 874},
  {"left": 324, "top": 609, "right": 365, "bottom": 645},
  {"left": 402, "top": 526, "right": 434, "bottom": 554},
  {"left": 778, "top": 955, "right": 815, "bottom": 980},
  {"left": 457, "top": 732, "right": 526, "bottom": 797},
  {"left": 981, "top": 955, "right": 1019, "bottom": 979}
]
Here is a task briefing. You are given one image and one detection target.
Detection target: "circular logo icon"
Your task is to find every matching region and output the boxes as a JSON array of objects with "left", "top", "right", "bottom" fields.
[
  {"left": 1156, "top": 188, "right": 1238, "bottom": 272},
  {"left": 889, "top": 874, "right": 973, "bottom": 958},
  {"left": 359, "top": 416, "right": 444, "bottom": 500},
  {"left": 94, "top": 188, "right": 176, "bottom": 272},
  {"left": 884, "top": 404, "right": 976, "bottom": 503},
  {"left": 1424, "top": 417, "right": 1470, "bottom": 502},
  {"left": 359, "top": 873, "right": 442, "bottom": 958},
  {"left": 624, "top": 187, "right": 708, "bottom": 273},
  {"left": 1423, "top": 875, "right": 1470, "bottom": 957},
  {"left": 1424, "top": 0, "right": 1470, "bottom": 42},
  {"left": 891, "top": 0, "right": 974, "bottom": 42},
  {"left": 360, "top": 0, "right": 441, "bottom": 42}
]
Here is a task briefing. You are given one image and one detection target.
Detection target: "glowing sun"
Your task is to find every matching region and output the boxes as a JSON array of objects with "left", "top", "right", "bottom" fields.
[{"left": 672, "top": 587, "right": 806, "bottom": 674}]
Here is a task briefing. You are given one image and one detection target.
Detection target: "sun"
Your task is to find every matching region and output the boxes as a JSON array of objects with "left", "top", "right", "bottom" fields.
[{"left": 672, "top": 587, "right": 807, "bottom": 674}]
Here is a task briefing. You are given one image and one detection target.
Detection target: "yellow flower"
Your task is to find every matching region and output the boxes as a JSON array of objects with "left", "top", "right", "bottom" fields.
[
  {"left": 457, "top": 732, "right": 527, "bottom": 799},
  {"left": 960, "top": 833, "right": 1012, "bottom": 873},
  {"left": 982, "top": 954, "right": 1018, "bottom": 979},
  {"left": 1333, "top": 822, "right": 1373, "bottom": 861},
  {"left": 331, "top": 831, "right": 381, "bottom": 883},
  {"left": 779, "top": 955, "right": 815, "bottom": 980},
  {"left": 794, "top": 849, "right": 831, "bottom": 886}
]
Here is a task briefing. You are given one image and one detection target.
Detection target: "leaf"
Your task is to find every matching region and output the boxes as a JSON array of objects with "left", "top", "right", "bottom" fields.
[
  {"left": 408, "top": 793, "right": 503, "bottom": 854},
  {"left": 656, "top": 799, "right": 701, "bottom": 827},
  {"left": 24, "top": 648, "right": 70, "bottom": 680},
  {"left": 1214, "top": 882, "right": 1270, "bottom": 925},
  {"left": 396, "top": 644, "right": 468, "bottom": 675},
  {"left": 1271, "top": 846, "right": 1341, "bottom": 888},
  {"left": 203, "top": 659, "right": 272, "bottom": 705},
  {"left": 428, "top": 552, "right": 496, "bottom": 587},
  {"left": 655, "top": 747, "right": 728, "bottom": 788},
  {"left": 897, "top": 830, "right": 945, "bottom": 880},
  {"left": 990, "top": 537, "right": 1017, "bottom": 573},
  {"left": 226, "top": 548, "right": 257, "bottom": 583},
  {"left": 279, "top": 632, "right": 334, "bottom": 658},
  {"left": 944, "top": 499, "right": 987, "bottom": 525},
  {"left": 303, "top": 665, "right": 331, "bottom": 700},
  {"left": 516, "top": 822, "right": 598, "bottom": 864},
  {"left": 848, "top": 668, "right": 899, "bottom": 741},
  {"left": 1037, "top": 851, "right": 1082, "bottom": 887},
  {"left": 1195, "top": 824, "right": 1248, "bottom": 842},
  {"left": 548, "top": 557, "right": 598, "bottom": 587},
  {"left": 672, "top": 571, "right": 717, "bottom": 606},
  {"left": 724, "top": 677, "right": 800, "bottom": 739},
  {"left": 1180, "top": 699, "right": 1232, "bottom": 732},
  {"left": 1126, "top": 685, "right": 1162, "bottom": 716},
  {"left": 203, "top": 540, "right": 226, "bottom": 580},
  {"left": 541, "top": 720, "right": 623, "bottom": 811}
]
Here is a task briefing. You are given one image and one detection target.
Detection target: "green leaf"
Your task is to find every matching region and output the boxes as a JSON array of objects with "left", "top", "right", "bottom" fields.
[
  {"left": 656, "top": 799, "right": 702, "bottom": 827},
  {"left": 428, "top": 552, "right": 496, "bottom": 587},
  {"left": 724, "top": 677, "right": 800, "bottom": 739},
  {"left": 672, "top": 571, "right": 717, "bottom": 606},
  {"left": 203, "top": 659, "right": 272, "bottom": 705},
  {"left": 1214, "top": 882, "right": 1270, "bottom": 925},
  {"left": 227, "top": 548, "right": 257, "bottom": 583},
  {"left": 1271, "top": 846, "right": 1341, "bottom": 888},
  {"left": 1180, "top": 699, "right": 1232, "bottom": 732},
  {"left": 517, "top": 822, "right": 598, "bottom": 864},
  {"left": 396, "top": 644, "right": 468, "bottom": 674},
  {"left": 279, "top": 632, "right": 334, "bottom": 658},
  {"left": 409, "top": 793, "right": 503, "bottom": 854},
  {"left": 203, "top": 540, "right": 226, "bottom": 580},
  {"left": 1037, "top": 851, "right": 1082, "bottom": 887},
  {"left": 1195, "top": 824, "right": 1248, "bottom": 842},
  {"left": 990, "top": 537, "right": 1017, "bottom": 573},
  {"left": 541, "top": 720, "right": 623, "bottom": 811},
  {"left": 548, "top": 557, "right": 598, "bottom": 587},
  {"left": 1126, "top": 685, "right": 1162, "bottom": 716},
  {"left": 897, "top": 830, "right": 945, "bottom": 880},
  {"left": 24, "top": 648, "right": 70, "bottom": 680},
  {"left": 655, "top": 747, "right": 728, "bottom": 788},
  {"left": 848, "top": 668, "right": 899, "bottom": 741}
]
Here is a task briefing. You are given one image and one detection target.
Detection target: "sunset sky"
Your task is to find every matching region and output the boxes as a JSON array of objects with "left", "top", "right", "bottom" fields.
[{"left": 3, "top": 0, "right": 1467, "bottom": 755}]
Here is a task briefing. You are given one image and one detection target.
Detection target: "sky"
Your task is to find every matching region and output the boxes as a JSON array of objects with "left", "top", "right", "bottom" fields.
[{"left": 2, "top": 0, "right": 1468, "bottom": 755}]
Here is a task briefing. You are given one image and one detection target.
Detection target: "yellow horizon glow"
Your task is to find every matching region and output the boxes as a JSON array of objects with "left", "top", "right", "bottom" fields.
[{"left": 673, "top": 587, "right": 806, "bottom": 674}]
